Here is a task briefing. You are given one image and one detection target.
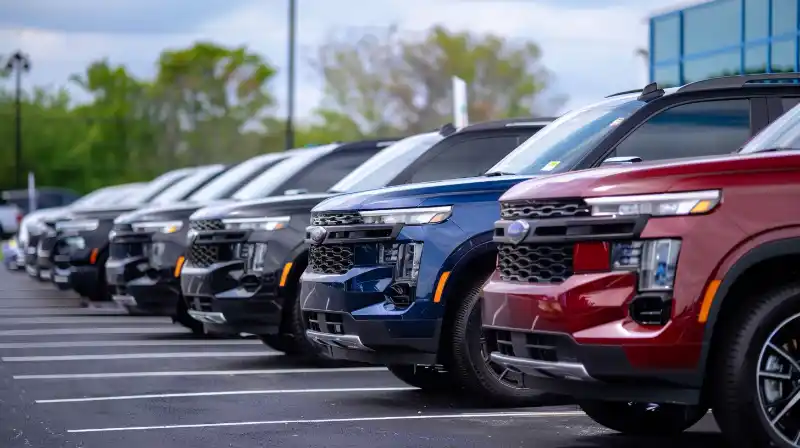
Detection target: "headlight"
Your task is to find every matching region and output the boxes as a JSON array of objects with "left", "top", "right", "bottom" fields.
[
  {"left": 131, "top": 220, "right": 184, "bottom": 234},
  {"left": 359, "top": 206, "right": 452, "bottom": 225},
  {"left": 585, "top": 190, "right": 720, "bottom": 217},
  {"left": 222, "top": 216, "right": 290, "bottom": 231},
  {"left": 55, "top": 219, "right": 99, "bottom": 232}
]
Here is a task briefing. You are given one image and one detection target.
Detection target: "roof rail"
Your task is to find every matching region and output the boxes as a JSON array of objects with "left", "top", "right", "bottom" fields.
[
  {"left": 677, "top": 73, "right": 800, "bottom": 93},
  {"left": 605, "top": 89, "right": 643, "bottom": 98}
]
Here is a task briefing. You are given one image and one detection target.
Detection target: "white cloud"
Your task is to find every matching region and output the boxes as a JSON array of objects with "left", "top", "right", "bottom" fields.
[{"left": 0, "top": 0, "right": 683, "bottom": 121}]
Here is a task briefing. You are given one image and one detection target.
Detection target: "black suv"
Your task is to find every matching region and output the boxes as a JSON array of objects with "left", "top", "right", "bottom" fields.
[
  {"left": 106, "top": 140, "right": 397, "bottom": 333},
  {"left": 52, "top": 164, "right": 227, "bottom": 302},
  {"left": 180, "top": 118, "right": 553, "bottom": 353}
]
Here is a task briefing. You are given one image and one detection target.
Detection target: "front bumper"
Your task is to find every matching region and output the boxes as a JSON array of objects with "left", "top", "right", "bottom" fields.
[
  {"left": 52, "top": 232, "right": 103, "bottom": 297},
  {"left": 481, "top": 270, "right": 702, "bottom": 404},
  {"left": 181, "top": 262, "right": 283, "bottom": 334},
  {"left": 299, "top": 222, "right": 463, "bottom": 366}
]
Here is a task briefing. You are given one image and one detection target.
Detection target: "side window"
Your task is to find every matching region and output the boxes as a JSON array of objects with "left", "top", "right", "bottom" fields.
[
  {"left": 407, "top": 133, "right": 532, "bottom": 184},
  {"left": 279, "top": 149, "right": 378, "bottom": 193},
  {"left": 782, "top": 97, "right": 800, "bottom": 113},
  {"left": 612, "top": 99, "right": 751, "bottom": 162}
]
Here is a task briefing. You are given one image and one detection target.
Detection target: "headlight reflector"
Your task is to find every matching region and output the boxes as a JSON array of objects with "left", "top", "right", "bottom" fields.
[
  {"left": 222, "top": 216, "right": 290, "bottom": 231},
  {"left": 359, "top": 206, "right": 452, "bottom": 225},
  {"left": 585, "top": 190, "right": 720, "bottom": 217},
  {"left": 131, "top": 220, "right": 184, "bottom": 234}
]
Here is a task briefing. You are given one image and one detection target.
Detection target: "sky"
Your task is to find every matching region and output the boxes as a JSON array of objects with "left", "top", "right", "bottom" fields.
[{"left": 0, "top": 0, "right": 689, "bottom": 122}]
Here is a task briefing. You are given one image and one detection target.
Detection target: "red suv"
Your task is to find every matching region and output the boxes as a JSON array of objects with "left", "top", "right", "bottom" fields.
[{"left": 481, "top": 102, "right": 800, "bottom": 446}]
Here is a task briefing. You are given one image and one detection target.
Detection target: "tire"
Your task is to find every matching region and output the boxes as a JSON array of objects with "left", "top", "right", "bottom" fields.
[
  {"left": 387, "top": 364, "right": 454, "bottom": 392},
  {"left": 449, "top": 277, "right": 545, "bottom": 407},
  {"left": 259, "top": 281, "right": 316, "bottom": 356},
  {"left": 174, "top": 296, "right": 207, "bottom": 336},
  {"left": 711, "top": 282, "right": 800, "bottom": 447},
  {"left": 88, "top": 251, "right": 112, "bottom": 302},
  {"left": 579, "top": 400, "right": 707, "bottom": 436}
]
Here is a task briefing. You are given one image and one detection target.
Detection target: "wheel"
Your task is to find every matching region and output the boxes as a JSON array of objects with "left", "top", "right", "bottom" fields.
[
  {"left": 712, "top": 282, "right": 800, "bottom": 447},
  {"left": 174, "top": 295, "right": 207, "bottom": 336},
  {"left": 449, "top": 277, "right": 544, "bottom": 407},
  {"left": 387, "top": 364, "right": 454, "bottom": 392},
  {"left": 262, "top": 279, "right": 317, "bottom": 356},
  {"left": 579, "top": 400, "right": 707, "bottom": 436},
  {"left": 88, "top": 251, "right": 112, "bottom": 302}
]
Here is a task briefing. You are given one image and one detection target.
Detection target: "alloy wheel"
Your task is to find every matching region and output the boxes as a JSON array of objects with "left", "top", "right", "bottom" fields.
[{"left": 757, "top": 311, "right": 800, "bottom": 446}]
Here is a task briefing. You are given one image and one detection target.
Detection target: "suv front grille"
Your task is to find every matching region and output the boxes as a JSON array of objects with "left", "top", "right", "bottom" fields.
[
  {"left": 190, "top": 219, "right": 224, "bottom": 231},
  {"left": 109, "top": 242, "right": 150, "bottom": 259},
  {"left": 498, "top": 243, "right": 574, "bottom": 283},
  {"left": 311, "top": 212, "right": 363, "bottom": 226},
  {"left": 500, "top": 199, "right": 590, "bottom": 220},
  {"left": 309, "top": 245, "right": 354, "bottom": 274},
  {"left": 188, "top": 245, "right": 219, "bottom": 268}
]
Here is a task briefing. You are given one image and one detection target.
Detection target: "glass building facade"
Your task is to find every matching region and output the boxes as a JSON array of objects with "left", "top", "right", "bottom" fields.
[{"left": 650, "top": 0, "right": 800, "bottom": 87}]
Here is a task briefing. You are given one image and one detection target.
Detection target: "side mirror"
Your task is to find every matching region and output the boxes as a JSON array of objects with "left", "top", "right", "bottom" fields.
[
  {"left": 601, "top": 156, "right": 643, "bottom": 166},
  {"left": 284, "top": 188, "right": 308, "bottom": 196}
]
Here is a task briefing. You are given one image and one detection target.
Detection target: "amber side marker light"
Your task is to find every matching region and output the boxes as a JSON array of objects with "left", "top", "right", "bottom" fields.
[
  {"left": 174, "top": 256, "right": 186, "bottom": 278},
  {"left": 690, "top": 200, "right": 715, "bottom": 214},
  {"left": 433, "top": 271, "right": 451, "bottom": 303},
  {"left": 89, "top": 249, "right": 99, "bottom": 265},
  {"left": 279, "top": 262, "right": 293, "bottom": 287},
  {"left": 698, "top": 279, "right": 721, "bottom": 323}
]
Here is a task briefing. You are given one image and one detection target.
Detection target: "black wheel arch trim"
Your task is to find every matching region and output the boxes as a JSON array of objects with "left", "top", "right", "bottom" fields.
[{"left": 697, "top": 236, "right": 800, "bottom": 382}]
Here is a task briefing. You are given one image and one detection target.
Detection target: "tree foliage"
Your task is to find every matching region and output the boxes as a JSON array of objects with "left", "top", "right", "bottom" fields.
[
  {"left": 0, "top": 27, "right": 560, "bottom": 194},
  {"left": 312, "top": 26, "right": 562, "bottom": 134}
]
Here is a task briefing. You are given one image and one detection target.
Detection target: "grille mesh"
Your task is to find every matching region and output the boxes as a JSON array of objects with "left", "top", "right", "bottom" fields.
[
  {"left": 498, "top": 243, "right": 574, "bottom": 283},
  {"left": 309, "top": 245, "right": 354, "bottom": 274},
  {"left": 500, "top": 200, "right": 590, "bottom": 220},
  {"left": 188, "top": 245, "right": 219, "bottom": 268},
  {"left": 311, "top": 212, "right": 363, "bottom": 226},
  {"left": 190, "top": 219, "right": 224, "bottom": 231}
]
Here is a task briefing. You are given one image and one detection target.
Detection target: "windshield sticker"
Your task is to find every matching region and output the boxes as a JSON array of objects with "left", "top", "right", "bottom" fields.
[
  {"left": 610, "top": 117, "right": 625, "bottom": 127},
  {"left": 541, "top": 161, "right": 561, "bottom": 172}
]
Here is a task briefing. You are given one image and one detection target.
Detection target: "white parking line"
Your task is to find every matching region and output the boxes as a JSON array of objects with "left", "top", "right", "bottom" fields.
[
  {"left": 0, "top": 339, "right": 261, "bottom": 349},
  {"left": 14, "top": 366, "right": 388, "bottom": 380},
  {"left": 0, "top": 316, "right": 170, "bottom": 325},
  {"left": 67, "top": 411, "right": 587, "bottom": 433},
  {"left": 0, "top": 327, "right": 187, "bottom": 336},
  {"left": 0, "top": 308, "right": 127, "bottom": 316},
  {"left": 37, "top": 386, "right": 417, "bottom": 403},
  {"left": 2, "top": 351, "right": 278, "bottom": 362}
]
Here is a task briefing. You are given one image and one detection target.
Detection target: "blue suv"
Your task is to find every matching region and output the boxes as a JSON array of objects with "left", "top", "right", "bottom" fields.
[{"left": 299, "top": 77, "right": 800, "bottom": 406}]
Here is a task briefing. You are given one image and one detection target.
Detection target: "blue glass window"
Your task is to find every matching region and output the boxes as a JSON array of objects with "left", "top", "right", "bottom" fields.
[
  {"left": 745, "top": 44, "right": 768, "bottom": 73},
  {"left": 684, "top": 0, "right": 742, "bottom": 54},
  {"left": 771, "top": 39, "right": 797, "bottom": 72},
  {"left": 745, "top": 0, "right": 770, "bottom": 41},
  {"left": 772, "top": 0, "right": 799, "bottom": 37},
  {"left": 654, "top": 64, "right": 681, "bottom": 87},
  {"left": 653, "top": 15, "right": 681, "bottom": 62},
  {"left": 683, "top": 51, "right": 741, "bottom": 83}
]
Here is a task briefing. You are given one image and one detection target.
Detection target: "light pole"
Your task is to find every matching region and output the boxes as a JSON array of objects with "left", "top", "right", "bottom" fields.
[
  {"left": 285, "top": 0, "right": 297, "bottom": 150},
  {"left": 5, "top": 51, "right": 31, "bottom": 188}
]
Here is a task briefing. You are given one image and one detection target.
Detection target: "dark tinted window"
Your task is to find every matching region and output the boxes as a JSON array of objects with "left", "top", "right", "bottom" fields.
[
  {"left": 278, "top": 149, "right": 378, "bottom": 193},
  {"left": 38, "top": 193, "right": 64, "bottom": 209},
  {"left": 782, "top": 97, "right": 800, "bottom": 112},
  {"left": 406, "top": 133, "right": 532, "bottom": 184},
  {"left": 612, "top": 99, "right": 751, "bottom": 162}
]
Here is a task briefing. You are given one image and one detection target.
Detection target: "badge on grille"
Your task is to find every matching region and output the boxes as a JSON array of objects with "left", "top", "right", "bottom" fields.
[
  {"left": 309, "top": 226, "right": 327, "bottom": 244},
  {"left": 506, "top": 220, "right": 531, "bottom": 245}
]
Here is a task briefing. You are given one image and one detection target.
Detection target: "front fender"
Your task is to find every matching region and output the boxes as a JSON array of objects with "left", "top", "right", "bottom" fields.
[{"left": 434, "top": 230, "right": 496, "bottom": 309}]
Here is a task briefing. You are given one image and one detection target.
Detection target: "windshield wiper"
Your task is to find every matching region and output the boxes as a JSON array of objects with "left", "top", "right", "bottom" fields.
[{"left": 485, "top": 171, "right": 515, "bottom": 177}]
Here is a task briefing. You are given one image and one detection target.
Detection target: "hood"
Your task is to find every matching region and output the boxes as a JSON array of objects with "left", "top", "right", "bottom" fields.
[
  {"left": 190, "top": 193, "right": 334, "bottom": 221},
  {"left": 115, "top": 199, "right": 235, "bottom": 224},
  {"left": 314, "top": 175, "right": 535, "bottom": 212},
  {"left": 501, "top": 152, "right": 800, "bottom": 202},
  {"left": 22, "top": 207, "right": 68, "bottom": 226},
  {"left": 69, "top": 202, "right": 146, "bottom": 220}
]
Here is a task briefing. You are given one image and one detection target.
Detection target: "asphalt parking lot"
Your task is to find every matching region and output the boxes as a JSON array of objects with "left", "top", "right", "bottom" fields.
[{"left": 0, "top": 269, "right": 730, "bottom": 448}]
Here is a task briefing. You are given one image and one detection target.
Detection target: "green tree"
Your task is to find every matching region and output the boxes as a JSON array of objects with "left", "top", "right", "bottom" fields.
[{"left": 313, "top": 25, "right": 562, "bottom": 135}]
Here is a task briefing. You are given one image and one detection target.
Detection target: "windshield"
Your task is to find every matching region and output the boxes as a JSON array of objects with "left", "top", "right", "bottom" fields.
[
  {"left": 740, "top": 102, "right": 800, "bottom": 154},
  {"left": 487, "top": 94, "right": 647, "bottom": 175},
  {"left": 149, "top": 165, "right": 226, "bottom": 205},
  {"left": 330, "top": 133, "right": 444, "bottom": 193},
  {"left": 125, "top": 169, "right": 195, "bottom": 204},
  {"left": 71, "top": 184, "right": 141, "bottom": 208},
  {"left": 232, "top": 145, "right": 338, "bottom": 200},
  {"left": 187, "top": 153, "right": 290, "bottom": 202}
]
